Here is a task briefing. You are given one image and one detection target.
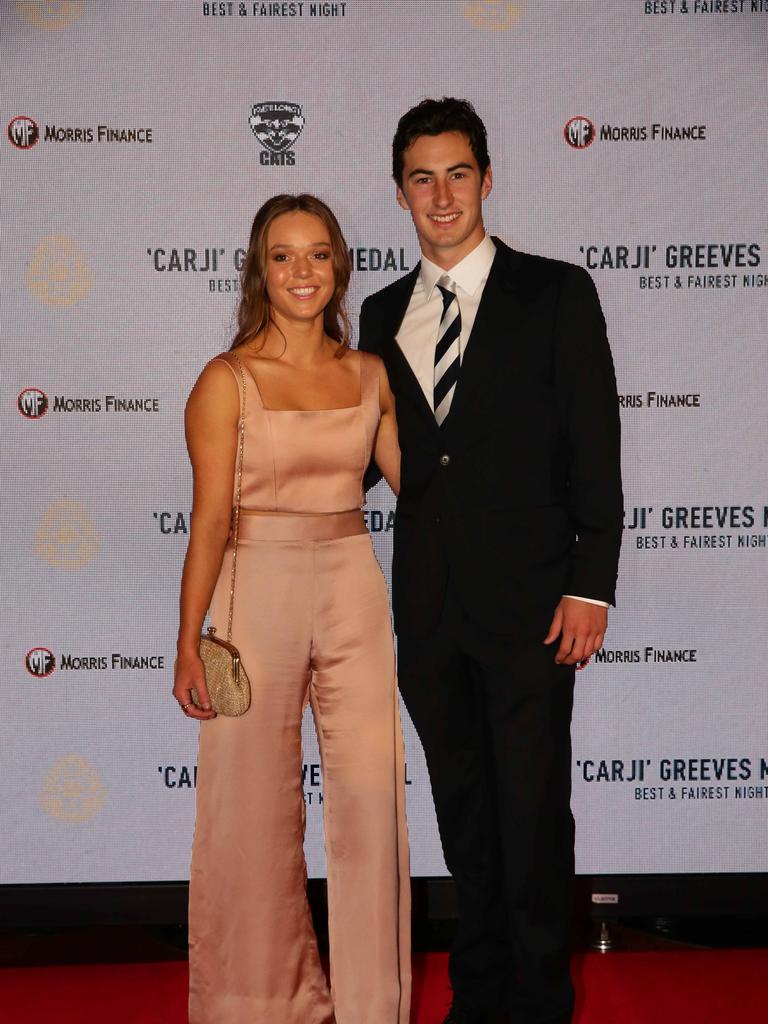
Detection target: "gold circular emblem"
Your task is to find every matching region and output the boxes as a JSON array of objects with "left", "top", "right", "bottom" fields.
[
  {"left": 35, "top": 499, "right": 100, "bottom": 569},
  {"left": 16, "top": 1, "right": 85, "bottom": 31},
  {"left": 26, "top": 234, "right": 93, "bottom": 308},
  {"left": 464, "top": 1, "right": 523, "bottom": 31},
  {"left": 40, "top": 754, "right": 106, "bottom": 823}
]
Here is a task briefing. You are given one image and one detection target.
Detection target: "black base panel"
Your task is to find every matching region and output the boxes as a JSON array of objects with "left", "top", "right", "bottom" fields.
[{"left": 1, "top": 875, "right": 767, "bottom": 930}]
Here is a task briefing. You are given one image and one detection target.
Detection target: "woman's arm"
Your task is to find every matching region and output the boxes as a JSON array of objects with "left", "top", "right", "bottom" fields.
[
  {"left": 372, "top": 357, "right": 400, "bottom": 496},
  {"left": 172, "top": 360, "right": 240, "bottom": 720}
]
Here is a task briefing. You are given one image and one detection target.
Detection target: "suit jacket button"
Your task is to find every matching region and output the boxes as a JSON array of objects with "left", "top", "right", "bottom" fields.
[{"left": 439, "top": 454, "right": 450, "bottom": 466}]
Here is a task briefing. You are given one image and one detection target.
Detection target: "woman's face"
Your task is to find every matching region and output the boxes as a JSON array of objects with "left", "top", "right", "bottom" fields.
[{"left": 264, "top": 211, "right": 335, "bottom": 326}]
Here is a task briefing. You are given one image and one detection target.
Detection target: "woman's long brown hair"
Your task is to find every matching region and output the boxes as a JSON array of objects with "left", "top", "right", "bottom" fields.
[{"left": 230, "top": 194, "right": 352, "bottom": 354}]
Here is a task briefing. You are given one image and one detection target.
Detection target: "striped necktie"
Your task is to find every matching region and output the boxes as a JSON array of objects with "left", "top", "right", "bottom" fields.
[{"left": 433, "top": 276, "right": 461, "bottom": 426}]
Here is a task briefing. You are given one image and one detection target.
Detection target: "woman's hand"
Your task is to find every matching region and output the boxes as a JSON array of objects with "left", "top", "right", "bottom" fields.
[{"left": 173, "top": 648, "right": 217, "bottom": 721}]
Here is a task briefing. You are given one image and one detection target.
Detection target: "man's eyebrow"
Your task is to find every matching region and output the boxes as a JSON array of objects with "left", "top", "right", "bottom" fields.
[{"left": 407, "top": 162, "right": 474, "bottom": 179}]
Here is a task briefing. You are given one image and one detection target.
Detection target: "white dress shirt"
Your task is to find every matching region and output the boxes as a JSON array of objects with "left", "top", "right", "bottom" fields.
[
  {"left": 395, "top": 234, "right": 608, "bottom": 610},
  {"left": 396, "top": 234, "right": 496, "bottom": 410}
]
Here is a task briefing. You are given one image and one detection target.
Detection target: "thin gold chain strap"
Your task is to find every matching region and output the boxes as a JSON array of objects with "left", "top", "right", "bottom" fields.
[{"left": 226, "top": 355, "right": 247, "bottom": 643}]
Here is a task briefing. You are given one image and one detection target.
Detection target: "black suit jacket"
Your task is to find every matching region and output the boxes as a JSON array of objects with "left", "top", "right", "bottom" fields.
[{"left": 359, "top": 238, "right": 623, "bottom": 639}]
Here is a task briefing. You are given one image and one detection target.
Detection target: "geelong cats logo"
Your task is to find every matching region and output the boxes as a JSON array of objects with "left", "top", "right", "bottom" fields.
[{"left": 249, "top": 102, "right": 304, "bottom": 165}]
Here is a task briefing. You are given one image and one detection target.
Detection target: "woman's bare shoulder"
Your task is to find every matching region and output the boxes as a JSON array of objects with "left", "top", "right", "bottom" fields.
[
  {"left": 355, "top": 347, "right": 383, "bottom": 368},
  {"left": 356, "top": 347, "right": 389, "bottom": 383},
  {"left": 205, "top": 350, "right": 241, "bottom": 379},
  {"left": 187, "top": 353, "right": 240, "bottom": 416}
]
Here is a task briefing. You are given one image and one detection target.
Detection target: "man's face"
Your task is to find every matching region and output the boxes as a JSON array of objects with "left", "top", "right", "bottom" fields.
[{"left": 396, "top": 130, "right": 492, "bottom": 269}]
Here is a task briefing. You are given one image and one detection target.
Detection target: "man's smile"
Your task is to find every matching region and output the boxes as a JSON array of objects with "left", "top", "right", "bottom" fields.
[{"left": 429, "top": 212, "right": 462, "bottom": 224}]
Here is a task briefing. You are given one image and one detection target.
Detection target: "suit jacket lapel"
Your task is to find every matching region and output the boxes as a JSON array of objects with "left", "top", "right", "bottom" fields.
[
  {"left": 378, "top": 265, "right": 438, "bottom": 429},
  {"left": 442, "top": 240, "right": 523, "bottom": 432}
]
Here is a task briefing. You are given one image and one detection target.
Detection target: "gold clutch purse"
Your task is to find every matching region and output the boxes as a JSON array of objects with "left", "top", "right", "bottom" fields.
[
  {"left": 191, "top": 355, "right": 251, "bottom": 717},
  {"left": 193, "top": 627, "right": 250, "bottom": 717}
]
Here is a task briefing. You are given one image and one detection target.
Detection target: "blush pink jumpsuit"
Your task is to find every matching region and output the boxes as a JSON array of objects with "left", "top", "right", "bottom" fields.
[{"left": 188, "top": 350, "right": 410, "bottom": 1024}]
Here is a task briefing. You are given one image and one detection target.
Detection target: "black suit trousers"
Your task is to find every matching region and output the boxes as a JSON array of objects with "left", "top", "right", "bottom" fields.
[{"left": 398, "top": 585, "right": 576, "bottom": 1024}]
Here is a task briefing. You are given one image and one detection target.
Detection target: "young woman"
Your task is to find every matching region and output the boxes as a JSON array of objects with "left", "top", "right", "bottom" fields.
[{"left": 173, "top": 194, "right": 410, "bottom": 1024}]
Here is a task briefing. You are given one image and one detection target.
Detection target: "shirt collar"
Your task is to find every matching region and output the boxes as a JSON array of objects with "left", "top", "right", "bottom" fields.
[{"left": 419, "top": 234, "right": 496, "bottom": 301}]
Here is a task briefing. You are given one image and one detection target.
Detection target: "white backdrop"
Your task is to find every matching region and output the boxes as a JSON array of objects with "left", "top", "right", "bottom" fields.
[{"left": 2, "top": 0, "right": 767, "bottom": 883}]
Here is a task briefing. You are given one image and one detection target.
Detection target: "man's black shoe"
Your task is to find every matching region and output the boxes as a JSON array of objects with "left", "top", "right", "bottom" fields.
[
  {"left": 442, "top": 1007, "right": 511, "bottom": 1024},
  {"left": 442, "top": 1010, "right": 475, "bottom": 1024}
]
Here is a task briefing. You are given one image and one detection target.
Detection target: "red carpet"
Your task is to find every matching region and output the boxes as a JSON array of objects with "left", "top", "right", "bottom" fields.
[{"left": 1, "top": 950, "right": 766, "bottom": 1023}]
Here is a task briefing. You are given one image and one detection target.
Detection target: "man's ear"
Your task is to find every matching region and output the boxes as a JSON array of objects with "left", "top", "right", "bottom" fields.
[
  {"left": 481, "top": 165, "right": 493, "bottom": 200},
  {"left": 396, "top": 185, "right": 410, "bottom": 211}
]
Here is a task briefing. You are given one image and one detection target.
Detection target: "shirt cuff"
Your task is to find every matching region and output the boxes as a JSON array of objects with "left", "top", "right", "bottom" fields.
[{"left": 562, "top": 594, "right": 610, "bottom": 608}]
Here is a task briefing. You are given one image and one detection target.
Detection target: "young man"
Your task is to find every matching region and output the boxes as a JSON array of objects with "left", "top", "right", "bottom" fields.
[{"left": 359, "top": 99, "right": 623, "bottom": 1024}]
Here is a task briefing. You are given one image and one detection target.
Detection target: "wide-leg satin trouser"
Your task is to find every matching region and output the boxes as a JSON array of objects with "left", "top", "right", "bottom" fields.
[{"left": 188, "top": 512, "right": 411, "bottom": 1024}]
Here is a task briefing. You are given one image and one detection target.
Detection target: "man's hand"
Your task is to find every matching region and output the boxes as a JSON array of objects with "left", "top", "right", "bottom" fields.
[{"left": 543, "top": 597, "right": 607, "bottom": 667}]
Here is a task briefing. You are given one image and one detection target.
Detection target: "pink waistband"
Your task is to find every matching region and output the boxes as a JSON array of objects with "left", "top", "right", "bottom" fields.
[{"left": 235, "top": 509, "right": 367, "bottom": 542}]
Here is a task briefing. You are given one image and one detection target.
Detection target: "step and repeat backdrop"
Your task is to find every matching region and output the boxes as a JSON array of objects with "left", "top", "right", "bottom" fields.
[{"left": 2, "top": 1, "right": 767, "bottom": 884}]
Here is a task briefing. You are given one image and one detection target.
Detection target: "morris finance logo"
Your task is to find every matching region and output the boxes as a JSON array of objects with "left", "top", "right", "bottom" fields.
[
  {"left": 8, "top": 115, "right": 39, "bottom": 149},
  {"left": 17, "top": 387, "right": 49, "bottom": 419},
  {"left": 26, "top": 647, "right": 56, "bottom": 677},
  {"left": 565, "top": 116, "right": 708, "bottom": 148},
  {"left": 249, "top": 102, "right": 304, "bottom": 165},
  {"left": 564, "top": 116, "right": 595, "bottom": 149},
  {"left": 8, "top": 115, "right": 152, "bottom": 148}
]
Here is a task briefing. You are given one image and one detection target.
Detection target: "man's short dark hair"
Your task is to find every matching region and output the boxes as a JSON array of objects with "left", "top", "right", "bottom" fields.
[{"left": 392, "top": 97, "right": 490, "bottom": 187}]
